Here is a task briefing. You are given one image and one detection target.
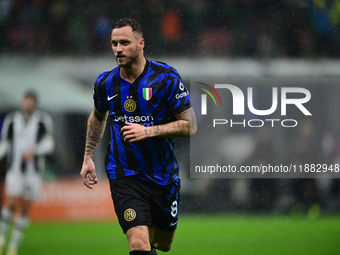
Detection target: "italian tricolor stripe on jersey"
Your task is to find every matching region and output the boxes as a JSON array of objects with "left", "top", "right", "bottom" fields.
[{"left": 143, "top": 88, "right": 152, "bottom": 101}]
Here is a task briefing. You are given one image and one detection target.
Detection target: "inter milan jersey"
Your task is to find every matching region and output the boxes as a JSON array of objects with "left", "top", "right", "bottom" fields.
[{"left": 93, "top": 60, "right": 191, "bottom": 185}]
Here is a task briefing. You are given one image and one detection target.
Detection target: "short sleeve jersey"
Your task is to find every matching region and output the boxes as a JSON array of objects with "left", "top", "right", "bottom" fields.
[{"left": 93, "top": 60, "right": 191, "bottom": 185}]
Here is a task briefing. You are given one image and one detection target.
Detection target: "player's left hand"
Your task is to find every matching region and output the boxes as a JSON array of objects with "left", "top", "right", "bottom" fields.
[{"left": 121, "top": 122, "right": 149, "bottom": 143}]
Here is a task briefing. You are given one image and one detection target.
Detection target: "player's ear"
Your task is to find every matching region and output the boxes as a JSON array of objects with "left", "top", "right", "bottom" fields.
[{"left": 138, "top": 38, "right": 145, "bottom": 50}]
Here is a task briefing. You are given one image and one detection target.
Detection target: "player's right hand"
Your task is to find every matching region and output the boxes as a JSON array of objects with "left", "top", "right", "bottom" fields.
[
  {"left": 22, "top": 149, "right": 35, "bottom": 161},
  {"left": 80, "top": 158, "right": 98, "bottom": 189}
]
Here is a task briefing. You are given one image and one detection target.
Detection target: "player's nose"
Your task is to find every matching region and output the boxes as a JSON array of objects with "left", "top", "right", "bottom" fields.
[{"left": 116, "top": 44, "right": 123, "bottom": 52}]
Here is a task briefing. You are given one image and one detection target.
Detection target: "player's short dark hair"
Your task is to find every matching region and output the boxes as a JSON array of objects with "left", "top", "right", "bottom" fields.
[
  {"left": 24, "top": 90, "right": 38, "bottom": 102},
  {"left": 112, "top": 18, "right": 143, "bottom": 37}
]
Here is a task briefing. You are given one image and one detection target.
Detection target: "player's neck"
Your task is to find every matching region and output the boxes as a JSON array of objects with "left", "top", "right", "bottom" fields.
[
  {"left": 119, "top": 57, "right": 146, "bottom": 83},
  {"left": 21, "top": 110, "right": 35, "bottom": 117}
]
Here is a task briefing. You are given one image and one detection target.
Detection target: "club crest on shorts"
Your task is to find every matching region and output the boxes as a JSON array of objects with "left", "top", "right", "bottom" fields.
[
  {"left": 124, "top": 208, "right": 136, "bottom": 221},
  {"left": 143, "top": 88, "right": 152, "bottom": 101}
]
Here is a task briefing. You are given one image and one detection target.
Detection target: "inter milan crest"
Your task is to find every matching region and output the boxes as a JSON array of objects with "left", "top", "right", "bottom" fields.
[
  {"left": 124, "top": 208, "right": 136, "bottom": 221},
  {"left": 124, "top": 96, "right": 136, "bottom": 112},
  {"left": 143, "top": 88, "right": 152, "bottom": 101}
]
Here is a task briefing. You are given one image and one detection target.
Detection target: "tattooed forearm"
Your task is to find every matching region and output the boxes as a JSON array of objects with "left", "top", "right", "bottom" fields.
[
  {"left": 148, "top": 107, "right": 197, "bottom": 138},
  {"left": 84, "top": 109, "right": 108, "bottom": 159},
  {"left": 154, "top": 125, "right": 161, "bottom": 136}
]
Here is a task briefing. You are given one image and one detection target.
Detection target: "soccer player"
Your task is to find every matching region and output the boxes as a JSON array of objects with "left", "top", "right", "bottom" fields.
[
  {"left": 80, "top": 18, "right": 197, "bottom": 255},
  {"left": 0, "top": 91, "right": 55, "bottom": 255}
]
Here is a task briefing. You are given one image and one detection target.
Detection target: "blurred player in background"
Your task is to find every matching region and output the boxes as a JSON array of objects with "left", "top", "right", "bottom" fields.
[
  {"left": 80, "top": 18, "right": 196, "bottom": 255},
  {"left": 0, "top": 91, "right": 55, "bottom": 255}
]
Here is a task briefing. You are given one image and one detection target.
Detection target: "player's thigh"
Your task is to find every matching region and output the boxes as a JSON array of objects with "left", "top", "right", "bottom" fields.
[
  {"left": 5, "top": 170, "right": 23, "bottom": 197},
  {"left": 151, "top": 179, "right": 180, "bottom": 232},
  {"left": 109, "top": 178, "right": 153, "bottom": 233},
  {"left": 22, "top": 173, "right": 42, "bottom": 200},
  {"left": 3, "top": 196, "right": 19, "bottom": 210}
]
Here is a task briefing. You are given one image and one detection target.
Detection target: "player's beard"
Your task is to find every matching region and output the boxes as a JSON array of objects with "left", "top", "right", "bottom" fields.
[{"left": 115, "top": 46, "right": 139, "bottom": 68}]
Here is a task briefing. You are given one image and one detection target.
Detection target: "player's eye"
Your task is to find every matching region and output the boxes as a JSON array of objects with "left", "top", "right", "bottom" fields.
[
  {"left": 112, "top": 41, "right": 117, "bottom": 47},
  {"left": 121, "top": 41, "right": 130, "bottom": 46}
]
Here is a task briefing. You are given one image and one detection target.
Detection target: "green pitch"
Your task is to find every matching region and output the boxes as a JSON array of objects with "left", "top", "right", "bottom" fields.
[{"left": 19, "top": 214, "right": 339, "bottom": 255}]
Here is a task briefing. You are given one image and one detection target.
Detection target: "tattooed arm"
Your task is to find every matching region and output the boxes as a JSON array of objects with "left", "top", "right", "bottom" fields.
[
  {"left": 121, "top": 107, "right": 197, "bottom": 143},
  {"left": 80, "top": 107, "right": 108, "bottom": 189}
]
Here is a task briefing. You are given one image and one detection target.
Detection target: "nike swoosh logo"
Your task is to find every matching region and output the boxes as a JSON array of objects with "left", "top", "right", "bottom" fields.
[
  {"left": 170, "top": 220, "right": 178, "bottom": 227},
  {"left": 107, "top": 94, "right": 118, "bottom": 101}
]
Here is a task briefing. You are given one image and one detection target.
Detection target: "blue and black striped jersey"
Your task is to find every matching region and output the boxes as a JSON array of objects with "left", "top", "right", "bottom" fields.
[{"left": 93, "top": 60, "right": 191, "bottom": 185}]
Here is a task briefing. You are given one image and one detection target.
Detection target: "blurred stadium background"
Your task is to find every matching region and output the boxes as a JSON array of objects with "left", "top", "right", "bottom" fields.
[{"left": 1, "top": 0, "right": 340, "bottom": 254}]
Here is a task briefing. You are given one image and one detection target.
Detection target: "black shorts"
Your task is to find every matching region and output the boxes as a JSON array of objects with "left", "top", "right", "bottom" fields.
[{"left": 109, "top": 176, "right": 181, "bottom": 233}]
